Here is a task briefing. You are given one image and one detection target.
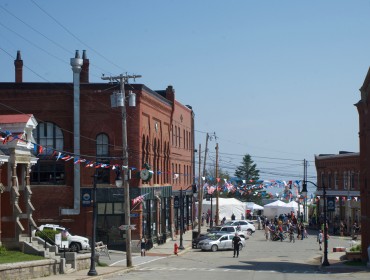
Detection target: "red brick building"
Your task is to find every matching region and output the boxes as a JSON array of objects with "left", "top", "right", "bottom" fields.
[
  {"left": 357, "top": 69, "right": 370, "bottom": 262},
  {"left": 314, "top": 152, "right": 360, "bottom": 235},
  {"left": 0, "top": 50, "right": 195, "bottom": 250}
]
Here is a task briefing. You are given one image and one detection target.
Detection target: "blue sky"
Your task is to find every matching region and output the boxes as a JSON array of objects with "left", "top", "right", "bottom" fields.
[{"left": 0, "top": 0, "right": 368, "bottom": 195}]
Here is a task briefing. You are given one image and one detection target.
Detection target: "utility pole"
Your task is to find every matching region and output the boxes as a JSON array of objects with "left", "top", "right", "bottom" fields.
[
  {"left": 303, "top": 159, "right": 307, "bottom": 222},
  {"left": 215, "top": 143, "right": 219, "bottom": 225},
  {"left": 102, "top": 73, "right": 141, "bottom": 268},
  {"left": 197, "top": 144, "right": 202, "bottom": 234}
]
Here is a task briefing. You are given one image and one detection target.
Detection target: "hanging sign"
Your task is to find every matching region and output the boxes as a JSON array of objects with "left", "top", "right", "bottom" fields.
[{"left": 327, "top": 196, "right": 335, "bottom": 212}]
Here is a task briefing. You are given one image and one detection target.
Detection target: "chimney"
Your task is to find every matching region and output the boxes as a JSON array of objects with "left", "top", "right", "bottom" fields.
[
  {"left": 165, "top": 85, "right": 175, "bottom": 103},
  {"left": 80, "top": 50, "right": 89, "bottom": 83},
  {"left": 14, "top": 50, "right": 23, "bottom": 83}
]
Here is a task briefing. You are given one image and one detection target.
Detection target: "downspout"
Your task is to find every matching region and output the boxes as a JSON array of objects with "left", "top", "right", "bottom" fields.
[{"left": 61, "top": 50, "right": 83, "bottom": 215}]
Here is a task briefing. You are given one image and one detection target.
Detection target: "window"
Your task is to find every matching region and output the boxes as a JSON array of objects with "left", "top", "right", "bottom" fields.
[
  {"left": 343, "top": 171, "right": 348, "bottom": 190},
  {"left": 31, "top": 122, "right": 65, "bottom": 185},
  {"left": 96, "top": 133, "right": 110, "bottom": 184},
  {"left": 334, "top": 172, "right": 339, "bottom": 190}
]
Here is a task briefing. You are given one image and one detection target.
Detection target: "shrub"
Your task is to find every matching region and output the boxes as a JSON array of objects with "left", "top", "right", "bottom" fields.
[
  {"left": 0, "top": 246, "right": 7, "bottom": 255},
  {"left": 35, "top": 228, "right": 58, "bottom": 243},
  {"left": 349, "top": 244, "right": 361, "bottom": 252}
]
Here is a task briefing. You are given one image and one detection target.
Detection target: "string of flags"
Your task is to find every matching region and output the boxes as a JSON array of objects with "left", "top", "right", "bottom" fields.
[{"left": 0, "top": 130, "right": 309, "bottom": 186}]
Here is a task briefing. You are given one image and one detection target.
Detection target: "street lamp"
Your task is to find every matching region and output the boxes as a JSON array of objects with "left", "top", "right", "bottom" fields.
[
  {"left": 179, "top": 188, "right": 184, "bottom": 250},
  {"left": 304, "top": 180, "right": 330, "bottom": 266},
  {"left": 87, "top": 173, "right": 98, "bottom": 276}
]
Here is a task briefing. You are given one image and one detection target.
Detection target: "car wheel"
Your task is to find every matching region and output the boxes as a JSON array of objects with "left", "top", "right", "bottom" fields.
[
  {"left": 247, "top": 229, "right": 253, "bottom": 235},
  {"left": 211, "top": 245, "right": 218, "bottom": 252},
  {"left": 69, "top": 242, "right": 81, "bottom": 252}
]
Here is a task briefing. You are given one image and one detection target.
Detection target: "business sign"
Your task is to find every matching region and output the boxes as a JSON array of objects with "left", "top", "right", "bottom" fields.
[
  {"left": 327, "top": 196, "right": 335, "bottom": 212},
  {"left": 81, "top": 189, "right": 92, "bottom": 207}
]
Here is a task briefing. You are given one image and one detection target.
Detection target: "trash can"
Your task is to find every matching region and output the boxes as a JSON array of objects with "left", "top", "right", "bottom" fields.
[{"left": 192, "top": 231, "right": 199, "bottom": 240}]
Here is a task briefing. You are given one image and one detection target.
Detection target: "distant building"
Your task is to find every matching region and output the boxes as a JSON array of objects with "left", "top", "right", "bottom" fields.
[
  {"left": 356, "top": 68, "right": 370, "bottom": 262},
  {"left": 0, "top": 50, "right": 195, "bottom": 250},
  {"left": 315, "top": 152, "right": 360, "bottom": 235}
]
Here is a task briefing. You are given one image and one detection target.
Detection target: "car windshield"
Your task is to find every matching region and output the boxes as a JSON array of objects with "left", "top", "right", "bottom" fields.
[
  {"left": 208, "top": 234, "right": 223, "bottom": 240},
  {"left": 210, "top": 226, "right": 222, "bottom": 231}
]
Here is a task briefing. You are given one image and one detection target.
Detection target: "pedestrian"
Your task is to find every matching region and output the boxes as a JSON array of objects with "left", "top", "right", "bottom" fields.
[
  {"left": 137, "top": 235, "right": 147, "bottom": 257},
  {"left": 340, "top": 221, "right": 344, "bottom": 237},
  {"left": 265, "top": 223, "right": 271, "bottom": 241},
  {"left": 318, "top": 230, "right": 323, "bottom": 250},
  {"left": 201, "top": 213, "right": 205, "bottom": 226},
  {"left": 232, "top": 233, "right": 241, "bottom": 258},
  {"left": 231, "top": 213, "right": 236, "bottom": 221}
]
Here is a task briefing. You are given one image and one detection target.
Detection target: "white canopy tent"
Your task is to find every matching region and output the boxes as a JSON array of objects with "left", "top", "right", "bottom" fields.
[
  {"left": 196, "top": 197, "right": 246, "bottom": 221},
  {"left": 285, "top": 201, "right": 299, "bottom": 214},
  {"left": 263, "top": 200, "right": 291, "bottom": 219},
  {"left": 245, "top": 202, "right": 264, "bottom": 211}
]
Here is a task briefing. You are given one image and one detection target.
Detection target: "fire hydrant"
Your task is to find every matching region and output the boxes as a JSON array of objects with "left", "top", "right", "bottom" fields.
[{"left": 174, "top": 242, "right": 179, "bottom": 256}]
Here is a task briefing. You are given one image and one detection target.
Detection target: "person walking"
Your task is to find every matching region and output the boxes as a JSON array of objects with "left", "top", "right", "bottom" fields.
[
  {"left": 265, "top": 223, "right": 271, "bottom": 241},
  {"left": 318, "top": 230, "right": 323, "bottom": 250},
  {"left": 137, "top": 236, "right": 147, "bottom": 257},
  {"left": 232, "top": 233, "right": 242, "bottom": 258}
]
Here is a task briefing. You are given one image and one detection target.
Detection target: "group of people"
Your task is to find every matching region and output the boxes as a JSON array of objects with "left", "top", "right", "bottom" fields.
[{"left": 263, "top": 214, "right": 308, "bottom": 242}]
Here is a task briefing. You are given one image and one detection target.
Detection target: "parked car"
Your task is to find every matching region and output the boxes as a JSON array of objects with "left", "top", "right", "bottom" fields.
[
  {"left": 206, "top": 225, "right": 248, "bottom": 239},
  {"left": 192, "top": 232, "right": 216, "bottom": 249},
  {"left": 35, "top": 224, "right": 90, "bottom": 252},
  {"left": 198, "top": 233, "right": 246, "bottom": 252},
  {"left": 224, "top": 220, "right": 256, "bottom": 235}
]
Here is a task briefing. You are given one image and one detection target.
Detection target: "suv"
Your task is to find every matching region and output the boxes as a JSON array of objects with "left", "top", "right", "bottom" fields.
[
  {"left": 36, "top": 224, "right": 90, "bottom": 252},
  {"left": 207, "top": 225, "right": 246, "bottom": 238},
  {"left": 224, "top": 220, "right": 256, "bottom": 235}
]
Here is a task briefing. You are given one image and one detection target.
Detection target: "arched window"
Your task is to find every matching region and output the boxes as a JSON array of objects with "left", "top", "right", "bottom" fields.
[
  {"left": 31, "top": 122, "right": 65, "bottom": 185},
  {"left": 96, "top": 133, "right": 110, "bottom": 184}
]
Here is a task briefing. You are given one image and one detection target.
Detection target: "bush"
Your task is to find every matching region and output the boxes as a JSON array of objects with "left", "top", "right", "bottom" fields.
[
  {"left": 349, "top": 244, "right": 361, "bottom": 252},
  {"left": 35, "top": 228, "right": 58, "bottom": 243},
  {"left": 0, "top": 246, "right": 7, "bottom": 255}
]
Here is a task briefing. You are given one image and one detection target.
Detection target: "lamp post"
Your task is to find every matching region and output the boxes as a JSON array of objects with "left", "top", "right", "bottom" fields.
[
  {"left": 87, "top": 173, "right": 98, "bottom": 276},
  {"left": 179, "top": 188, "right": 184, "bottom": 250},
  {"left": 304, "top": 180, "right": 329, "bottom": 266}
]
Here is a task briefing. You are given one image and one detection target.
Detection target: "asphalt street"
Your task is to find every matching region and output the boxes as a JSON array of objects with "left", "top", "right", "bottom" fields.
[{"left": 39, "top": 225, "right": 370, "bottom": 280}]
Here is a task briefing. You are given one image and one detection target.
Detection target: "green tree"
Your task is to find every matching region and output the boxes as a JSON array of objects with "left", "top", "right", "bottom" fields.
[{"left": 234, "top": 154, "right": 260, "bottom": 183}]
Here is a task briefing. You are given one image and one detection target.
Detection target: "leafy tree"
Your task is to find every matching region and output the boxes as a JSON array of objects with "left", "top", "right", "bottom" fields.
[{"left": 234, "top": 154, "right": 260, "bottom": 182}]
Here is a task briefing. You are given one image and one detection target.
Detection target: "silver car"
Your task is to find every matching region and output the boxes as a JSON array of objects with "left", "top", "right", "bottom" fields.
[{"left": 198, "top": 233, "right": 246, "bottom": 252}]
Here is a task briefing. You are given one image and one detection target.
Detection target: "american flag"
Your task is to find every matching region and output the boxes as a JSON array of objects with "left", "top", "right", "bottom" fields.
[{"left": 131, "top": 193, "right": 149, "bottom": 205}]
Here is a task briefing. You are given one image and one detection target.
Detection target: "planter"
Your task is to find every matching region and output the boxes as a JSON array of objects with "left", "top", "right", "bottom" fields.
[{"left": 346, "top": 251, "right": 362, "bottom": 261}]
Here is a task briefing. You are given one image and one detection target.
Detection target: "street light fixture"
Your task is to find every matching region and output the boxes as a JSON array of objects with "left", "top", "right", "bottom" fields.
[{"left": 304, "top": 180, "right": 330, "bottom": 266}]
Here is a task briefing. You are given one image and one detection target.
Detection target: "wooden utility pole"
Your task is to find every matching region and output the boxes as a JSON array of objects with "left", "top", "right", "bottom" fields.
[
  {"left": 197, "top": 144, "right": 202, "bottom": 234},
  {"left": 215, "top": 143, "right": 219, "bottom": 225}
]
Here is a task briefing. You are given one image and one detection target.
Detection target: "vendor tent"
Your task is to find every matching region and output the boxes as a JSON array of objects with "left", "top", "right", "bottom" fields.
[
  {"left": 263, "top": 200, "right": 290, "bottom": 219},
  {"left": 285, "top": 201, "right": 299, "bottom": 214},
  {"left": 196, "top": 197, "right": 246, "bottom": 221},
  {"left": 245, "top": 202, "right": 264, "bottom": 211}
]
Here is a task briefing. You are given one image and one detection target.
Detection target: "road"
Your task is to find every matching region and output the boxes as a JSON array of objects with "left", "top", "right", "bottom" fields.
[{"left": 101, "top": 229, "right": 369, "bottom": 280}]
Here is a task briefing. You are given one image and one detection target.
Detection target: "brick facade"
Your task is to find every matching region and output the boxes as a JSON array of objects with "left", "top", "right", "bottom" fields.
[{"left": 0, "top": 51, "right": 195, "bottom": 249}]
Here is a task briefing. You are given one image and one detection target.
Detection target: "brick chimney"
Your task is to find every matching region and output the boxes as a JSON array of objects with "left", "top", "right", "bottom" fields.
[
  {"left": 165, "top": 85, "right": 175, "bottom": 103},
  {"left": 80, "top": 50, "right": 89, "bottom": 83},
  {"left": 14, "top": 50, "right": 23, "bottom": 83}
]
